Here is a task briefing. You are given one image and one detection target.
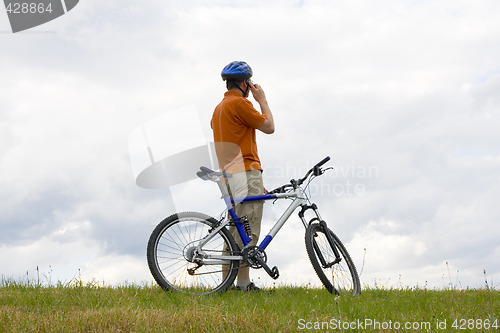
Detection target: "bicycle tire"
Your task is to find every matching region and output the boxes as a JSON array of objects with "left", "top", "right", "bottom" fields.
[
  {"left": 147, "top": 212, "right": 240, "bottom": 295},
  {"left": 305, "top": 223, "right": 361, "bottom": 296}
]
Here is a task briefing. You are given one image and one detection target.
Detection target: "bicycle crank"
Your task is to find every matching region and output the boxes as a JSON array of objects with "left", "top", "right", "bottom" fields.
[{"left": 242, "top": 246, "right": 280, "bottom": 280}]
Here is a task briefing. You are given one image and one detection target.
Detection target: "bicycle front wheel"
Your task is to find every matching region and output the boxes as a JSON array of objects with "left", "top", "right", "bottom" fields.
[
  {"left": 147, "top": 212, "right": 240, "bottom": 295},
  {"left": 305, "top": 223, "right": 361, "bottom": 295}
]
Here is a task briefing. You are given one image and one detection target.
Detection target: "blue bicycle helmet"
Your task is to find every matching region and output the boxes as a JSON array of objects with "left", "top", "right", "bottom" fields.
[{"left": 221, "top": 61, "right": 253, "bottom": 81}]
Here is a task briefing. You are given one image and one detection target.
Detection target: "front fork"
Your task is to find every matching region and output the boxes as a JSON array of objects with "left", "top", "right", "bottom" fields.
[{"left": 299, "top": 203, "right": 342, "bottom": 267}]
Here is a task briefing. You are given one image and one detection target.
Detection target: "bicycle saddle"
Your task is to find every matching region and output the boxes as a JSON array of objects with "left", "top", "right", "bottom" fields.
[{"left": 196, "top": 166, "right": 232, "bottom": 181}]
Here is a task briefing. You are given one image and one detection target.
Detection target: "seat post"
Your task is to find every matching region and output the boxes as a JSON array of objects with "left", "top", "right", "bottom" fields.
[
  {"left": 216, "top": 178, "right": 229, "bottom": 197},
  {"left": 216, "top": 179, "right": 234, "bottom": 211}
]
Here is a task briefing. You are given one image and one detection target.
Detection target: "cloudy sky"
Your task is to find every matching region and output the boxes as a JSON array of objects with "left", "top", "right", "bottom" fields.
[{"left": 1, "top": 0, "right": 499, "bottom": 290}]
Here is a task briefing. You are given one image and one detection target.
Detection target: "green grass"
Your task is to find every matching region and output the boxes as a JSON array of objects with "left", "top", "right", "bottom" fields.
[{"left": 1, "top": 281, "right": 499, "bottom": 332}]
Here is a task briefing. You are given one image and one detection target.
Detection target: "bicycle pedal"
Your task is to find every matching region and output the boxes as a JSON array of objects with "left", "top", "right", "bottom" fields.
[
  {"left": 257, "top": 258, "right": 279, "bottom": 280},
  {"left": 271, "top": 266, "right": 279, "bottom": 280}
]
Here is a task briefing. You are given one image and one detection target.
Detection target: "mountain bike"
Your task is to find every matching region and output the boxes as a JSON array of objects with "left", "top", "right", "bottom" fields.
[{"left": 147, "top": 156, "right": 361, "bottom": 296}]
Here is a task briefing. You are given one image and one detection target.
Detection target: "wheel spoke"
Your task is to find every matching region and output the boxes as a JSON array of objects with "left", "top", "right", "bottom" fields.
[
  {"left": 305, "top": 223, "right": 360, "bottom": 296},
  {"left": 147, "top": 212, "right": 239, "bottom": 295}
]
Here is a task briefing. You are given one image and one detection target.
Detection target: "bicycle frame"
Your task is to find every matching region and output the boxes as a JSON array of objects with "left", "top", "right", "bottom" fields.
[
  {"left": 195, "top": 179, "right": 325, "bottom": 265},
  {"left": 193, "top": 156, "right": 332, "bottom": 268},
  {"left": 232, "top": 190, "right": 306, "bottom": 249}
]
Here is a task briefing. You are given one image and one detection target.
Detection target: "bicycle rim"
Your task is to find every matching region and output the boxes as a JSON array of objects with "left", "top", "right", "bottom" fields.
[
  {"left": 305, "top": 223, "right": 361, "bottom": 296},
  {"left": 147, "top": 212, "right": 239, "bottom": 295}
]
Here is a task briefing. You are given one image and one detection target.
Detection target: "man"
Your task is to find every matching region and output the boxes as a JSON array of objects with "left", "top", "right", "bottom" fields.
[{"left": 211, "top": 61, "right": 275, "bottom": 291}]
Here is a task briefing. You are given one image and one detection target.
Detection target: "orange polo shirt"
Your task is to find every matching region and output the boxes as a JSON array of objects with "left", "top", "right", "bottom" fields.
[{"left": 211, "top": 91, "right": 267, "bottom": 173}]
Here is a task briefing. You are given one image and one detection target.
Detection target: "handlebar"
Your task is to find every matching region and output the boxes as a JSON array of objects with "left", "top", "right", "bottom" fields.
[
  {"left": 268, "top": 156, "right": 331, "bottom": 194},
  {"left": 315, "top": 156, "right": 331, "bottom": 168}
]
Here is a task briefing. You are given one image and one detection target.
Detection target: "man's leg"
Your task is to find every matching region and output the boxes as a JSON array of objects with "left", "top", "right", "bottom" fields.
[{"left": 232, "top": 170, "right": 264, "bottom": 289}]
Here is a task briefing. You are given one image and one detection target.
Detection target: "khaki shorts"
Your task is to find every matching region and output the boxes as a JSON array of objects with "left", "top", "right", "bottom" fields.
[{"left": 226, "top": 169, "right": 264, "bottom": 248}]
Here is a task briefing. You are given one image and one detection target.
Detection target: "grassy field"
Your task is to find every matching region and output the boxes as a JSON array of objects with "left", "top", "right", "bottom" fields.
[{"left": 1, "top": 280, "right": 499, "bottom": 332}]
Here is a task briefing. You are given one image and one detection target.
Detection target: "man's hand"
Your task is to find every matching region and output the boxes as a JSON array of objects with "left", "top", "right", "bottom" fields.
[
  {"left": 249, "top": 82, "right": 275, "bottom": 134},
  {"left": 249, "top": 82, "right": 267, "bottom": 104}
]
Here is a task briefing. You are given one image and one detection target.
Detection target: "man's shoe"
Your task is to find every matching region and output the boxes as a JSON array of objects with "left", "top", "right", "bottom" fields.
[
  {"left": 245, "top": 282, "right": 261, "bottom": 291},
  {"left": 236, "top": 282, "right": 261, "bottom": 292}
]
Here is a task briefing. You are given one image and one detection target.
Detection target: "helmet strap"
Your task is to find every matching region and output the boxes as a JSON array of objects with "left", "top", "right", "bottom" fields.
[
  {"left": 227, "top": 79, "right": 250, "bottom": 97},
  {"left": 238, "top": 81, "right": 250, "bottom": 98},
  {"left": 237, "top": 86, "right": 249, "bottom": 98}
]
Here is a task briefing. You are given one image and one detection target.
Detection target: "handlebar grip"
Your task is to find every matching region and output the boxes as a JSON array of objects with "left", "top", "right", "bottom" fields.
[{"left": 315, "top": 156, "right": 331, "bottom": 168}]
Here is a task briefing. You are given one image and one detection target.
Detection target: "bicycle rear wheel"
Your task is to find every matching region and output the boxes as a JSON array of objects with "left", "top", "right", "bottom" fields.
[
  {"left": 305, "top": 223, "right": 361, "bottom": 295},
  {"left": 147, "top": 212, "right": 239, "bottom": 295}
]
